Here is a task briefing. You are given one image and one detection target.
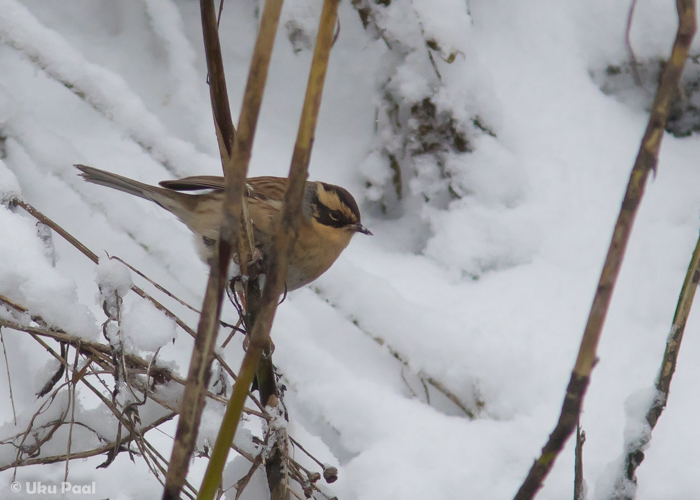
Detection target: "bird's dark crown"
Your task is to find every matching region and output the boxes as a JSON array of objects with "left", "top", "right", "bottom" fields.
[{"left": 312, "top": 182, "right": 361, "bottom": 229}]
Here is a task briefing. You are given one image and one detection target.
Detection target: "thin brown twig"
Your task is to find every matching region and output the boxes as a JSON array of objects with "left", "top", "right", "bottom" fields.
[
  {"left": 108, "top": 255, "right": 242, "bottom": 332},
  {"left": 233, "top": 453, "right": 264, "bottom": 500},
  {"left": 14, "top": 199, "right": 100, "bottom": 263},
  {"left": 221, "top": 318, "right": 244, "bottom": 348},
  {"left": 574, "top": 422, "right": 585, "bottom": 500},
  {"left": 289, "top": 436, "right": 325, "bottom": 472},
  {"left": 144, "top": 439, "right": 199, "bottom": 500},
  {"left": 13, "top": 199, "right": 266, "bottom": 413},
  {"left": 11, "top": 381, "right": 71, "bottom": 478},
  {"left": 625, "top": 0, "right": 643, "bottom": 87},
  {"left": 0, "top": 328, "right": 17, "bottom": 425},
  {"left": 513, "top": 1, "right": 697, "bottom": 498},
  {"left": 0, "top": 317, "right": 265, "bottom": 419},
  {"left": 0, "top": 411, "right": 176, "bottom": 472},
  {"left": 64, "top": 345, "right": 80, "bottom": 482},
  {"left": 425, "top": 376, "right": 476, "bottom": 419},
  {"left": 609, "top": 231, "right": 700, "bottom": 499}
]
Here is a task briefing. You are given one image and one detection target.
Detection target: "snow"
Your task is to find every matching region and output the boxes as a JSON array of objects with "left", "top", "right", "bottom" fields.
[
  {"left": 0, "top": 203, "right": 97, "bottom": 338},
  {"left": 1, "top": 0, "right": 700, "bottom": 499},
  {"left": 121, "top": 298, "right": 176, "bottom": 354},
  {"left": 95, "top": 257, "right": 133, "bottom": 304},
  {"left": 0, "top": 159, "right": 20, "bottom": 203}
]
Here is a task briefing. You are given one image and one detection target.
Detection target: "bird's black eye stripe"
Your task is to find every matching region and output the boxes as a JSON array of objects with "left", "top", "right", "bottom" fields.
[{"left": 315, "top": 204, "right": 349, "bottom": 228}]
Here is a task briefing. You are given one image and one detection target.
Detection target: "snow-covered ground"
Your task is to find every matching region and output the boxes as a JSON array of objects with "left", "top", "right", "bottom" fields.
[{"left": 1, "top": 0, "right": 700, "bottom": 499}]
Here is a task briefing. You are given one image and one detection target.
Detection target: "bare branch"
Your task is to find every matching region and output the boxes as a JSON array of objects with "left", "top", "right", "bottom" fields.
[
  {"left": 197, "top": 2, "right": 340, "bottom": 499},
  {"left": 610, "top": 231, "right": 700, "bottom": 498},
  {"left": 162, "top": 0, "right": 284, "bottom": 492},
  {"left": 0, "top": 328, "right": 17, "bottom": 425}
]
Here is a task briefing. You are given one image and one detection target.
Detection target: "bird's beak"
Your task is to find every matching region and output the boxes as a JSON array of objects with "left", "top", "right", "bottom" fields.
[{"left": 352, "top": 223, "right": 373, "bottom": 235}]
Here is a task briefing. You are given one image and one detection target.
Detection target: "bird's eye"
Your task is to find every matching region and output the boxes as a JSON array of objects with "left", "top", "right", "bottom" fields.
[{"left": 329, "top": 210, "right": 341, "bottom": 221}]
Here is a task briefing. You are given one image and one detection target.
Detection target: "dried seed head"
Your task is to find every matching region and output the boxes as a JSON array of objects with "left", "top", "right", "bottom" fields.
[{"left": 323, "top": 466, "right": 338, "bottom": 483}]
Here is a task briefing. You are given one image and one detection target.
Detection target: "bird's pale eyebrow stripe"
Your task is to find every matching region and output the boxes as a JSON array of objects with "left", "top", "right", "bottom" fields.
[
  {"left": 316, "top": 184, "right": 358, "bottom": 220},
  {"left": 316, "top": 184, "right": 342, "bottom": 209}
]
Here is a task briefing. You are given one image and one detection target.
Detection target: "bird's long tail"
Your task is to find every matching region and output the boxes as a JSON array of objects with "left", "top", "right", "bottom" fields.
[
  {"left": 75, "top": 164, "right": 193, "bottom": 218},
  {"left": 76, "top": 164, "right": 167, "bottom": 200}
]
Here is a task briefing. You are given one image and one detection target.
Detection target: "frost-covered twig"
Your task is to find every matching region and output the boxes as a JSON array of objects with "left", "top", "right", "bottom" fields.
[
  {"left": 513, "top": 2, "right": 697, "bottom": 499},
  {"left": 13, "top": 198, "right": 265, "bottom": 411},
  {"left": 0, "top": 411, "right": 174, "bottom": 472},
  {"left": 350, "top": 0, "right": 472, "bottom": 209},
  {"left": 0, "top": 317, "right": 267, "bottom": 419},
  {"left": 63, "top": 346, "right": 80, "bottom": 481},
  {"left": 109, "top": 255, "right": 244, "bottom": 332}
]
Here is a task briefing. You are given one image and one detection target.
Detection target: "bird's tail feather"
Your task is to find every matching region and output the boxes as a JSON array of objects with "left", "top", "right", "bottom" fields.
[
  {"left": 75, "top": 164, "right": 167, "bottom": 200},
  {"left": 74, "top": 164, "right": 195, "bottom": 219}
]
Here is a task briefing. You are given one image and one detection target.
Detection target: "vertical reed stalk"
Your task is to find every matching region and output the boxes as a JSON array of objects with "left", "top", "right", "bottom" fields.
[
  {"left": 513, "top": 2, "right": 696, "bottom": 498},
  {"left": 161, "top": 0, "right": 284, "bottom": 498},
  {"left": 196, "top": 2, "right": 341, "bottom": 499}
]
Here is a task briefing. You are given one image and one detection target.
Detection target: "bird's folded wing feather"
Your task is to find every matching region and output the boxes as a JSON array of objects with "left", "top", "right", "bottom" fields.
[
  {"left": 159, "top": 176, "right": 225, "bottom": 191},
  {"left": 159, "top": 175, "right": 288, "bottom": 205},
  {"left": 245, "top": 177, "right": 288, "bottom": 204}
]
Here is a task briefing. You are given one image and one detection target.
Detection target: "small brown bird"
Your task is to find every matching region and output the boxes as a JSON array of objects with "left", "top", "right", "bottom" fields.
[{"left": 76, "top": 165, "right": 371, "bottom": 291}]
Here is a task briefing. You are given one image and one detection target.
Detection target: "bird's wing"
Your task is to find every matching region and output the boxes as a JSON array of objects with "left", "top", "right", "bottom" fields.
[
  {"left": 245, "top": 177, "right": 289, "bottom": 204},
  {"left": 159, "top": 176, "right": 290, "bottom": 202},
  {"left": 159, "top": 176, "right": 225, "bottom": 191},
  {"left": 158, "top": 175, "right": 289, "bottom": 244}
]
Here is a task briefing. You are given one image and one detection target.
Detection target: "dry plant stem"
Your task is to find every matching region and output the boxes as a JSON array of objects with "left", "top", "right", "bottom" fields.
[
  {"left": 14, "top": 200, "right": 98, "bottom": 262},
  {"left": 574, "top": 423, "right": 585, "bottom": 500},
  {"left": 610, "top": 231, "right": 700, "bottom": 497},
  {"left": 0, "top": 317, "right": 265, "bottom": 421},
  {"left": 198, "top": 2, "right": 340, "bottom": 499},
  {"left": 19, "top": 195, "right": 266, "bottom": 395},
  {"left": 0, "top": 332, "right": 168, "bottom": 470},
  {"left": 0, "top": 412, "right": 175, "bottom": 471},
  {"left": 109, "top": 255, "right": 242, "bottom": 331},
  {"left": 64, "top": 346, "right": 80, "bottom": 482},
  {"left": 15, "top": 199, "right": 263, "bottom": 409},
  {"left": 7, "top": 324, "right": 208, "bottom": 500},
  {"left": 163, "top": 0, "right": 283, "bottom": 497},
  {"left": 0, "top": 328, "right": 17, "bottom": 425},
  {"left": 9, "top": 201, "right": 267, "bottom": 412},
  {"left": 513, "top": 2, "right": 696, "bottom": 499},
  {"left": 626, "top": 0, "right": 643, "bottom": 87}
]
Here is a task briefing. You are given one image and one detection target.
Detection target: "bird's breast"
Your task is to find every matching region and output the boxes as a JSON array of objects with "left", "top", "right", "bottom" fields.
[{"left": 285, "top": 221, "right": 354, "bottom": 290}]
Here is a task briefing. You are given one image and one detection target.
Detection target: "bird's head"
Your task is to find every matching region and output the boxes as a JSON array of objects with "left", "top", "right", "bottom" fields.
[{"left": 307, "top": 182, "right": 372, "bottom": 239}]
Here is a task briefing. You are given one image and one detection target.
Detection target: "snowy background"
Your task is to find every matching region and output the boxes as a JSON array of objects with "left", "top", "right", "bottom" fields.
[{"left": 1, "top": 0, "right": 700, "bottom": 498}]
